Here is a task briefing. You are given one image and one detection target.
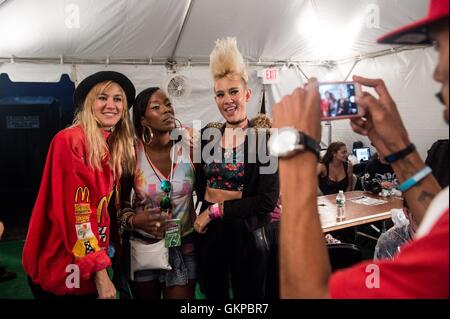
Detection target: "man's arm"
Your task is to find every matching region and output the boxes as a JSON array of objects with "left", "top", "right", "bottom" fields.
[
  {"left": 273, "top": 80, "right": 332, "bottom": 298},
  {"left": 280, "top": 153, "right": 331, "bottom": 298},
  {"left": 390, "top": 151, "right": 441, "bottom": 224}
]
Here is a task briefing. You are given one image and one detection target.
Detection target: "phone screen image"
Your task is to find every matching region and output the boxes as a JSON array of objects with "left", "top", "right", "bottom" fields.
[{"left": 319, "top": 82, "right": 360, "bottom": 120}]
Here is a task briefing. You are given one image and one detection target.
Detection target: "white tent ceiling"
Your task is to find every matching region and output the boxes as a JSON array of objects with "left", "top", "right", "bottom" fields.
[
  {"left": 0, "top": 0, "right": 429, "bottom": 64},
  {"left": 0, "top": 0, "right": 448, "bottom": 159}
]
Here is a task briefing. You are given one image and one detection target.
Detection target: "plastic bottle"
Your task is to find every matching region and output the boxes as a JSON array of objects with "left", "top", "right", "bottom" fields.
[{"left": 336, "top": 190, "right": 346, "bottom": 221}]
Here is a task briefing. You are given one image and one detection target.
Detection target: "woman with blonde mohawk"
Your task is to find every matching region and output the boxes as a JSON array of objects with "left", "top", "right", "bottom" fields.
[{"left": 193, "top": 37, "right": 279, "bottom": 299}]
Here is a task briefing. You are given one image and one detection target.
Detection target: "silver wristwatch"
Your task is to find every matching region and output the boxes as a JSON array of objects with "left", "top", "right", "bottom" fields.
[{"left": 268, "top": 127, "right": 321, "bottom": 159}]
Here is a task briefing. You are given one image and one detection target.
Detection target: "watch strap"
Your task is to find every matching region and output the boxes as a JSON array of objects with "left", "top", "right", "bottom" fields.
[
  {"left": 298, "top": 131, "right": 321, "bottom": 161},
  {"left": 384, "top": 144, "right": 416, "bottom": 164}
]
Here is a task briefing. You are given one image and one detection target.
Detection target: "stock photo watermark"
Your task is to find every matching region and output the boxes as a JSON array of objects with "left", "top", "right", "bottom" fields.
[
  {"left": 65, "top": 264, "right": 80, "bottom": 289},
  {"left": 65, "top": 3, "right": 80, "bottom": 29},
  {"left": 365, "top": 4, "right": 380, "bottom": 29},
  {"left": 365, "top": 264, "right": 381, "bottom": 289},
  {"left": 169, "top": 123, "right": 279, "bottom": 175}
]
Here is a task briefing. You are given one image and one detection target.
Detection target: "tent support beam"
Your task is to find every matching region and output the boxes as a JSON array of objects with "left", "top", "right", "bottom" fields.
[
  {"left": 0, "top": 45, "right": 430, "bottom": 67},
  {"left": 169, "top": 0, "right": 196, "bottom": 64}
]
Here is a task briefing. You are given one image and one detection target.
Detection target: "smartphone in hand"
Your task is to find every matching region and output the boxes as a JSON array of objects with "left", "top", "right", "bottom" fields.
[{"left": 318, "top": 81, "right": 364, "bottom": 121}]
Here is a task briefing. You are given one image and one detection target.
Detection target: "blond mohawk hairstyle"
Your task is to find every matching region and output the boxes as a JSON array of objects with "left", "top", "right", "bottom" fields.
[{"left": 210, "top": 37, "right": 248, "bottom": 84}]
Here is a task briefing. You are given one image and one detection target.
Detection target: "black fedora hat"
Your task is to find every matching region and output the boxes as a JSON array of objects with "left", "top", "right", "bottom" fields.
[{"left": 73, "top": 71, "right": 136, "bottom": 109}]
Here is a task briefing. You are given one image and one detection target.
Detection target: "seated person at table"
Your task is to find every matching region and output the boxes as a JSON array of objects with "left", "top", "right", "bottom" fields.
[
  {"left": 363, "top": 152, "right": 397, "bottom": 191},
  {"left": 318, "top": 142, "right": 353, "bottom": 195},
  {"left": 0, "top": 220, "right": 17, "bottom": 282},
  {"left": 374, "top": 204, "right": 418, "bottom": 260}
]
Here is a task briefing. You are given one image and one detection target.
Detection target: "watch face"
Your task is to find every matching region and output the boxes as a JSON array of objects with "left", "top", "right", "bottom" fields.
[{"left": 269, "top": 128, "right": 299, "bottom": 157}]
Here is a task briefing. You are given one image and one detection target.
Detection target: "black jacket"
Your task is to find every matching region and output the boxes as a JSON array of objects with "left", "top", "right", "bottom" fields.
[{"left": 195, "top": 119, "right": 279, "bottom": 232}]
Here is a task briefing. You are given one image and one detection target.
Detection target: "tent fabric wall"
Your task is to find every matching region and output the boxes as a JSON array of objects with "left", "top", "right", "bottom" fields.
[
  {"left": 266, "top": 48, "right": 448, "bottom": 159},
  {"left": 1, "top": 47, "right": 448, "bottom": 159},
  {"left": 75, "top": 64, "right": 265, "bottom": 129},
  {"left": 0, "top": 0, "right": 447, "bottom": 159}
]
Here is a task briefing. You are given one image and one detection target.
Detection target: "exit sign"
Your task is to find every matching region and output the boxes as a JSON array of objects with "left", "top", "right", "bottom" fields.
[{"left": 262, "top": 68, "right": 279, "bottom": 84}]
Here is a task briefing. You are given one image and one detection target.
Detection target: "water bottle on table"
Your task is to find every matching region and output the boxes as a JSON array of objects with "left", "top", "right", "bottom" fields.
[{"left": 336, "top": 190, "right": 346, "bottom": 222}]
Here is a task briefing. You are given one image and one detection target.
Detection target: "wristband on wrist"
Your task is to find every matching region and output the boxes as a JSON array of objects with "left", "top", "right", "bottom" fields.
[
  {"left": 384, "top": 144, "right": 416, "bottom": 164},
  {"left": 398, "top": 166, "right": 433, "bottom": 193},
  {"left": 209, "top": 203, "right": 223, "bottom": 220}
]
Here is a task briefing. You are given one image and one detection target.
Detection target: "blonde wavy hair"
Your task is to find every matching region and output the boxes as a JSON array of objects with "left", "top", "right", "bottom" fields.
[
  {"left": 210, "top": 37, "right": 248, "bottom": 84},
  {"left": 72, "top": 81, "right": 136, "bottom": 178}
]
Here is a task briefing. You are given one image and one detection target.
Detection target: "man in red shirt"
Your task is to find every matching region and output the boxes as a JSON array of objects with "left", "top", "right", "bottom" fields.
[{"left": 273, "top": 0, "right": 449, "bottom": 298}]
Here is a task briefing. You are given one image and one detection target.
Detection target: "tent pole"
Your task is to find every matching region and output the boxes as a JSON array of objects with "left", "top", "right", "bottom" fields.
[
  {"left": 170, "top": 0, "right": 196, "bottom": 63},
  {"left": 344, "top": 59, "right": 360, "bottom": 81},
  {"left": 295, "top": 64, "right": 310, "bottom": 82}
]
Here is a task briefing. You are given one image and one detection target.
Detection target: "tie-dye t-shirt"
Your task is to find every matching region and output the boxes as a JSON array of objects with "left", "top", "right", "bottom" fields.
[{"left": 133, "top": 140, "right": 195, "bottom": 237}]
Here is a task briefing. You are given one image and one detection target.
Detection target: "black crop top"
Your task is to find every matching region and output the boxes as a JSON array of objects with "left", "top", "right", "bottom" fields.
[{"left": 318, "top": 161, "right": 349, "bottom": 195}]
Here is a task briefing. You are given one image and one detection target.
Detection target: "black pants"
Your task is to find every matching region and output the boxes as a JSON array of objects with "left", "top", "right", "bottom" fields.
[
  {"left": 27, "top": 277, "right": 98, "bottom": 300},
  {"left": 265, "top": 221, "right": 280, "bottom": 299},
  {"left": 196, "top": 219, "right": 269, "bottom": 299}
]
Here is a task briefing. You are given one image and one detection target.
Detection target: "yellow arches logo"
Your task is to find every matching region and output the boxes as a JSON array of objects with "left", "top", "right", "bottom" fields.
[
  {"left": 74, "top": 187, "right": 91, "bottom": 215},
  {"left": 75, "top": 187, "right": 90, "bottom": 203},
  {"left": 96, "top": 190, "right": 114, "bottom": 223}
]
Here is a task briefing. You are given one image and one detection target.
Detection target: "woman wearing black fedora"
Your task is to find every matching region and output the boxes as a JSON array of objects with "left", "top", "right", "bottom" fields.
[{"left": 23, "top": 71, "right": 136, "bottom": 299}]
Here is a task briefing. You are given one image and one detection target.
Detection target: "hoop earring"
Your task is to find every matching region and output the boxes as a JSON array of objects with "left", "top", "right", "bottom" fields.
[
  {"left": 175, "top": 118, "right": 183, "bottom": 128},
  {"left": 142, "top": 126, "right": 154, "bottom": 145}
]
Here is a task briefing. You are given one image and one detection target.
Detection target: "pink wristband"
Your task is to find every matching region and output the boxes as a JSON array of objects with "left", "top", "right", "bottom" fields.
[{"left": 209, "top": 204, "right": 223, "bottom": 220}]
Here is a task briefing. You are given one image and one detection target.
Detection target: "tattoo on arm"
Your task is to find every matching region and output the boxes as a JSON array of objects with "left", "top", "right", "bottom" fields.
[{"left": 417, "top": 190, "right": 435, "bottom": 206}]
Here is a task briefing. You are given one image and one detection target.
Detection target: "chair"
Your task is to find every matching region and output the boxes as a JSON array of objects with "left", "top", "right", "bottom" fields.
[
  {"left": 327, "top": 243, "right": 362, "bottom": 272},
  {"left": 353, "top": 162, "right": 368, "bottom": 176},
  {"left": 351, "top": 174, "right": 358, "bottom": 191}
]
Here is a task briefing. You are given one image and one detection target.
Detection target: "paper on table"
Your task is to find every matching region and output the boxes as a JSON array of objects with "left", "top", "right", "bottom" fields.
[{"left": 350, "top": 196, "right": 388, "bottom": 206}]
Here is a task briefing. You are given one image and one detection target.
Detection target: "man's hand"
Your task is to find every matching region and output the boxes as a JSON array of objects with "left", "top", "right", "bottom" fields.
[
  {"left": 351, "top": 75, "right": 411, "bottom": 157},
  {"left": 95, "top": 269, "right": 116, "bottom": 299},
  {"left": 272, "top": 78, "right": 322, "bottom": 142}
]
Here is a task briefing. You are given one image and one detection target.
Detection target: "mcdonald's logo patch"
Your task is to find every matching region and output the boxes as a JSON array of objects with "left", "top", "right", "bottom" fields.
[
  {"left": 75, "top": 203, "right": 91, "bottom": 215},
  {"left": 75, "top": 212, "right": 91, "bottom": 224},
  {"left": 75, "top": 187, "right": 90, "bottom": 203},
  {"left": 72, "top": 237, "right": 100, "bottom": 258}
]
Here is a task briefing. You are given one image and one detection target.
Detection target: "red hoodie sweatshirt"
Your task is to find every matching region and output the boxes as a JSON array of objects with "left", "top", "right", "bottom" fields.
[{"left": 23, "top": 126, "right": 115, "bottom": 296}]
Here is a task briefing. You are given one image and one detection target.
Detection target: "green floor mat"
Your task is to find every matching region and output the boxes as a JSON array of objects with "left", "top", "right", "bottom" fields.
[
  {"left": 0, "top": 240, "right": 207, "bottom": 299},
  {"left": 0, "top": 240, "right": 33, "bottom": 299}
]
